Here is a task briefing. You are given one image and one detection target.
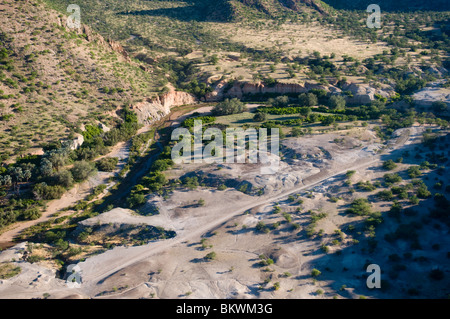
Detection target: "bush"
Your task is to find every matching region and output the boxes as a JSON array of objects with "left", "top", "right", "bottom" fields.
[
  {"left": 347, "top": 198, "right": 372, "bottom": 216},
  {"left": 22, "top": 208, "right": 42, "bottom": 221},
  {"left": 417, "top": 185, "right": 431, "bottom": 199},
  {"left": 291, "top": 127, "right": 304, "bottom": 137},
  {"left": 71, "top": 161, "right": 96, "bottom": 182},
  {"left": 204, "top": 251, "right": 216, "bottom": 261},
  {"left": 142, "top": 172, "right": 167, "bottom": 192},
  {"left": 328, "top": 95, "right": 346, "bottom": 110},
  {"left": 183, "top": 176, "right": 199, "bottom": 190},
  {"left": 298, "top": 93, "right": 318, "bottom": 107},
  {"left": 407, "top": 166, "right": 422, "bottom": 178},
  {"left": 346, "top": 170, "right": 356, "bottom": 179},
  {"left": 270, "top": 95, "right": 290, "bottom": 108},
  {"left": 383, "top": 160, "right": 397, "bottom": 170},
  {"left": 152, "top": 159, "right": 174, "bottom": 172},
  {"left": 253, "top": 112, "right": 267, "bottom": 122},
  {"left": 212, "top": 98, "right": 247, "bottom": 116},
  {"left": 127, "top": 193, "right": 146, "bottom": 208},
  {"left": 311, "top": 269, "right": 321, "bottom": 277},
  {"left": 33, "top": 183, "right": 65, "bottom": 200},
  {"left": 377, "top": 190, "right": 394, "bottom": 201},
  {"left": 409, "top": 195, "right": 420, "bottom": 205},
  {"left": 96, "top": 157, "right": 119, "bottom": 172},
  {"left": 357, "top": 181, "right": 376, "bottom": 191},
  {"left": 256, "top": 221, "right": 270, "bottom": 233},
  {"left": 50, "top": 170, "right": 74, "bottom": 188},
  {"left": 383, "top": 173, "right": 402, "bottom": 185}
]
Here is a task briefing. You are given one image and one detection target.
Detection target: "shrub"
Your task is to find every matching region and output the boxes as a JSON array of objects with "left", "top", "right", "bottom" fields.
[
  {"left": 256, "top": 221, "right": 270, "bottom": 233},
  {"left": 328, "top": 95, "right": 346, "bottom": 110},
  {"left": 33, "top": 183, "right": 65, "bottom": 200},
  {"left": 183, "top": 176, "right": 199, "bottom": 190},
  {"left": 407, "top": 166, "right": 422, "bottom": 178},
  {"left": 22, "top": 208, "right": 42, "bottom": 221},
  {"left": 383, "top": 173, "right": 402, "bottom": 185},
  {"left": 270, "top": 95, "right": 290, "bottom": 108},
  {"left": 96, "top": 157, "right": 119, "bottom": 172},
  {"left": 253, "top": 112, "right": 267, "bottom": 122},
  {"left": 298, "top": 93, "right": 318, "bottom": 107},
  {"left": 71, "top": 161, "right": 96, "bottom": 182},
  {"left": 273, "top": 282, "right": 280, "bottom": 291},
  {"left": 127, "top": 193, "right": 146, "bottom": 208},
  {"left": 409, "top": 195, "right": 420, "bottom": 205},
  {"left": 0, "top": 263, "right": 21, "bottom": 279},
  {"left": 26, "top": 255, "right": 44, "bottom": 264},
  {"left": 417, "top": 185, "right": 431, "bottom": 199},
  {"left": 347, "top": 198, "right": 372, "bottom": 216},
  {"left": 346, "top": 170, "right": 356, "bottom": 179},
  {"left": 377, "top": 190, "right": 394, "bottom": 201},
  {"left": 50, "top": 170, "right": 74, "bottom": 188},
  {"left": 152, "top": 159, "right": 174, "bottom": 172},
  {"left": 142, "top": 172, "right": 167, "bottom": 192},
  {"left": 357, "top": 181, "right": 376, "bottom": 191},
  {"left": 212, "top": 98, "right": 247, "bottom": 116},
  {"left": 291, "top": 127, "right": 304, "bottom": 137},
  {"left": 311, "top": 269, "right": 321, "bottom": 277},
  {"left": 383, "top": 160, "right": 397, "bottom": 170},
  {"left": 204, "top": 251, "right": 216, "bottom": 261}
]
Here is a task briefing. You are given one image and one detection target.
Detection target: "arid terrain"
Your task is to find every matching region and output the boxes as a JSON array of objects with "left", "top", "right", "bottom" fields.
[{"left": 0, "top": 0, "right": 449, "bottom": 300}]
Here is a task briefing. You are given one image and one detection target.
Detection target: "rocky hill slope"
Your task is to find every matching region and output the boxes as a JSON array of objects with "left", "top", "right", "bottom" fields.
[{"left": 0, "top": 0, "right": 158, "bottom": 161}]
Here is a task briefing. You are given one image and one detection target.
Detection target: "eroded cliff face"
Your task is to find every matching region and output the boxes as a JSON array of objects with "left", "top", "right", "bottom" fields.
[
  {"left": 206, "top": 80, "right": 394, "bottom": 104},
  {"left": 205, "top": 80, "right": 327, "bottom": 101},
  {"left": 339, "top": 82, "right": 394, "bottom": 104},
  {"left": 132, "top": 89, "right": 197, "bottom": 124}
]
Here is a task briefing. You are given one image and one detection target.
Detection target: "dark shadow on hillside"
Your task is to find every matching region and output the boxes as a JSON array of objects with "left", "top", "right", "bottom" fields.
[
  {"left": 296, "top": 129, "right": 450, "bottom": 298},
  {"left": 116, "top": 0, "right": 232, "bottom": 22},
  {"left": 321, "top": 0, "right": 450, "bottom": 12}
]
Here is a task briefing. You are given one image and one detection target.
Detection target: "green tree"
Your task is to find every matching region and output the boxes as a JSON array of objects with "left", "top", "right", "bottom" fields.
[
  {"left": 328, "top": 95, "right": 346, "bottom": 110},
  {"left": 311, "top": 269, "right": 321, "bottom": 277},
  {"left": 383, "top": 160, "right": 397, "bottom": 170},
  {"left": 298, "top": 93, "right": 318, "bottom": 107},
  {"left": 271, "top": 95, "right": 289, "bottom": 108},
  {"left": 212, "top": 98, "right": 247, "bottom": 116},
  {"left": 210, "top": 54, "right": 219, "bottom": 65},
  {"left": 253, "top": 112, "right": 267, "bottom": 122},
  {"left": 347, "top": 198, "right": 372, "bottom": 216},
  {"left": 291, "top": 127, "right": 304, "bottom": 137},
  {"left": 407, "top": 166, "right": 422, "bottom": 178},
  {"left": 51, "top": 170, "right": 74, "bottom": 188},
  {"left": 96, "top": 157, "right": 119, "bottom": 172},
  {"left": 71, "top": 161, "right": 96, "bottom": 182},
  {"left": 204, "top": 251, "right": 216, "bottom": 261},
  {"left": 127, "top": 193, "right": 146, "bottom": 208}
]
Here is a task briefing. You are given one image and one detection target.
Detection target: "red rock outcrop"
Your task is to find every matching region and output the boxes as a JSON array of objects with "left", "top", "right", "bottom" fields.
[{"left": 132, "top": 87, "right": 197, "bottom": 124}]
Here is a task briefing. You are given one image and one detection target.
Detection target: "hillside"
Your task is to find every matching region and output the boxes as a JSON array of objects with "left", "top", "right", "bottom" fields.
[
  {"left": 0, "top": 0, "right": 157, "bottom": 162},
  {"left": 0, "top": 0, "right": 448, "bottom": 302}
]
